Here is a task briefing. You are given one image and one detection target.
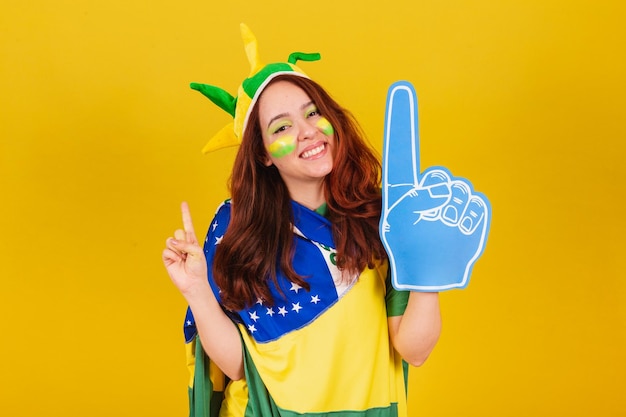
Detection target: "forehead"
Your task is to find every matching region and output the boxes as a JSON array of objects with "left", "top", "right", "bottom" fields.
[{"left": 258, "top": 81, "right": 312, "bottom": 119}]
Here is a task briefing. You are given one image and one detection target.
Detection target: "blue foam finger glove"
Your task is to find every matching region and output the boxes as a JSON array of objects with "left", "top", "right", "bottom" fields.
[{"left": 380, "top": 81, "right": 492, "bottom": 291}]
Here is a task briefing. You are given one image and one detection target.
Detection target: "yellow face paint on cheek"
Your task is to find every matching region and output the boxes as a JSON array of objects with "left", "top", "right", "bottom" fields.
[
  {"left": 267, "top": 135, "right": 297, "bottom": 158},
  {"left": 316, "top": 117, "right": 334, "bottom": 136}
]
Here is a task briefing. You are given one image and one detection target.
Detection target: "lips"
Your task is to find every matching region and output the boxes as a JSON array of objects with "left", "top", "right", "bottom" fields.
[{"left": 300, "top": 142, "right": 327, "bottom": 159}]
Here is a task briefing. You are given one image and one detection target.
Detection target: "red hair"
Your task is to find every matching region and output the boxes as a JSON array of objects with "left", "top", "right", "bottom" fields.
[{"left": 213, "top": 74, "right": 386, "bottom": 311}]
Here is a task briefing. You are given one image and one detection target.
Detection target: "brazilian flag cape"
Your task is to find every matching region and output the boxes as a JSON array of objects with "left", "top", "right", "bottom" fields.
[{"left": 184, "top": 200, "right": 410, "bottom": 417}]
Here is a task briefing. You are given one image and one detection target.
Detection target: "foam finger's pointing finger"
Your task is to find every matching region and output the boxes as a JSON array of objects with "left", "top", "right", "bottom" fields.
[{"left": 383, "top": 81, "right": 421, "bottom": 189}]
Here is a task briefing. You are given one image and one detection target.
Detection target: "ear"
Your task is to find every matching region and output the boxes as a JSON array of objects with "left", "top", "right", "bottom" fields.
[{"left": 264, "top": 154, "right": 273, "bottom": 167}]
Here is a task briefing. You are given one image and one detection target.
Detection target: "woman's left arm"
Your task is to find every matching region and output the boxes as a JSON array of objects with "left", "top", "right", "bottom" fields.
[{"left": 388, "top": 292, "right": 442, "bottom": 367}]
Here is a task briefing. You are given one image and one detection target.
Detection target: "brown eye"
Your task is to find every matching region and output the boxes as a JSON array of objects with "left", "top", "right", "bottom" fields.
[{"left": 271, "top": 122, "right": 291, "bottom": 134}]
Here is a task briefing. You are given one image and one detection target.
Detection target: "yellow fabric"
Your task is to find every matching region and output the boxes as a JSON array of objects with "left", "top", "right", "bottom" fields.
[
  {"left": 185, "top": 338, "right": 196, "bottom": 389},
  {"left": 241, "top": 23, "right": 262, "bottom": 76},
  {"left": 186, "top": 337, "right": 227, "bottom": 391},
  {"left": 219, "top": 379, "right": 249, "bottom": 417},
  {"left": 232, "top": 88, "right": 252, "bottom": 149},
  {"left": 202, "top": 122, "right": 239, "bottom": 154},
  {"left": 236, "top": 266, "right": 407, "bottom": 414}
]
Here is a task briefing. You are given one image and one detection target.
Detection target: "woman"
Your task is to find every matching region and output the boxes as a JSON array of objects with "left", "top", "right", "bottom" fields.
[{"left": 163, "top": 25, "right": 441, "bottom": 417}]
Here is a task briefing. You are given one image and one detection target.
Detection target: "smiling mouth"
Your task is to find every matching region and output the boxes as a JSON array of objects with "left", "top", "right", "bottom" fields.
[{"left": 300, "top": 143, "right": 326, "bottom": 159}]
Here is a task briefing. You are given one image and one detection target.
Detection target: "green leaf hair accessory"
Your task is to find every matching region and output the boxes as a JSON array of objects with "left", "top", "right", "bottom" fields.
[{"left": 191, "top": 23, "right": 321, "bottom": 154}]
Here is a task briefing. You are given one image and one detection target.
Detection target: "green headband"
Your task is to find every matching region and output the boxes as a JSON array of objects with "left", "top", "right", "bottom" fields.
[{"left": 191, "top": 23, "right": 321, "bottom": 153}]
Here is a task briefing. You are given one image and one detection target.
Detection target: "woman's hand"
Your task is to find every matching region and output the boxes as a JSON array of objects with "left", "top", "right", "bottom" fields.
[
  {"left": 162, "top": 202, "right": 209, "bottom": 296},
  {"left": 162, "top": 202, "right": 244, "bottom": 380}
]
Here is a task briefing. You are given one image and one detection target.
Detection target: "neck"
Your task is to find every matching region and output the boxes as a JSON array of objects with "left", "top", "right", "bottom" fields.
[{"left": 287, "top": 180, "right": 326, "bottom": 211}]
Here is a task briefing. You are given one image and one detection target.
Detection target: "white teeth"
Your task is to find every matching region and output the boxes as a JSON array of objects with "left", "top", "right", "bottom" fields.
[{"left": 301, "top": 144, "right": 325, "bottom": 159}]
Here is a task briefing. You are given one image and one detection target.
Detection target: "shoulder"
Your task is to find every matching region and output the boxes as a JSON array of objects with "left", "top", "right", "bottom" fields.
[
  {"left": 215, "top": 198, "right": 231, "bottom": 214},
  {"left": 211, "top": 199, "right": 232, "bottom": 223},
  {"left": 204, "top": 199, "right": 232, "bottom": 245}
]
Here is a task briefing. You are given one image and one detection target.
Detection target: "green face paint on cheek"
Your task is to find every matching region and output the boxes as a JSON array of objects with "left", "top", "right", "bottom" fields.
[
  {"left": 267, "top": 135, "right": 296, "bottom": 158},
  {"left": 316, "top": 117, "right": 334, "bottom": 136}
]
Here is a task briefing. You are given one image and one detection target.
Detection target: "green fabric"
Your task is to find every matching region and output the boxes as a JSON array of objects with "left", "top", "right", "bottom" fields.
[
  {"left": 402, "top": 361, "right": 409, "bottom": 397},
  {"left": 190, "top": 83, "right": 237, "bottom": 117},
  {"left": 242, "top": 63, "right": 293, "bottom": 98},
  {"left": 314, "top": 203, "right": 328, "bottom": 217},
  {"left": 274, "top": 405, "right": 399, "bottom": 417},
  {"left": 188, "top": 336, "right": 224, "bottom": 417},
  {"left": 385, "top": 268, "right": 409, "bottom": 317},
  {"left": 287, "top": 52, "right": 321, "bottom": 65},
  {"left": 240, "top": 53, "right": 321, "bottom": 100},
  {"left": 241, "top": 339, "right": 282, "bottom": 416}
]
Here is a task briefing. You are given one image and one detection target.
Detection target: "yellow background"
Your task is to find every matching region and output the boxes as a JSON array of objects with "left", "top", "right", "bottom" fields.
[{"left": 1, "top": 0, "right": 625, "bottom": 416}]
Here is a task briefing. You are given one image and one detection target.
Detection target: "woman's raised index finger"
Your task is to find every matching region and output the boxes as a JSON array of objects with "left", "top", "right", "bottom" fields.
[{"left": 180, "top": 201, "right": 196, "bottom": 235}]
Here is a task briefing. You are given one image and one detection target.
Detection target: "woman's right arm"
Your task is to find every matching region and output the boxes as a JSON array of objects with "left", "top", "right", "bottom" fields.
[{"left": 162, "top": 202, "right": 244, "bottom": 380}]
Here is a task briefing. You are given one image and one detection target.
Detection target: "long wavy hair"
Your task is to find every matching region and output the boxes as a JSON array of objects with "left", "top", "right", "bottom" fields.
[{"left": 213, "top": 74, "right": 386, "bottom": 311}]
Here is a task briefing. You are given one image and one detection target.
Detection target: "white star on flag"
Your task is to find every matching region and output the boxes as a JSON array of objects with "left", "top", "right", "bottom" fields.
[
  {"left": 266, "top": 307, "right": 275, "bottom": 317},
  {"left": 212, "top": 221, "right": 218, "bottom": 231},
  {"left": 310, "top": 295, "right": 321, "bottom": 304},
  {"left": 248, "top": 324, "right": 257, "bottom": 333},
  {"left": 215, "top": 235, "right": 223, "bottom": 245},
  {"left": 186, "top": 320, "right": 192, "bottom": 326},
  {"left": 290, "top": 282, "right": 302, "bottom": 293},
  {"left": 256, "top": 298, "right": 264, "bottom": 305},
  {"left": 249, "top": 311, "right": 259, "bottom": 322},
  {"left": 292, "top": 302, "right": 302, "bottom": 313},
  {"left": 278, "top": 306, "right": 288, "bottom": 317}
]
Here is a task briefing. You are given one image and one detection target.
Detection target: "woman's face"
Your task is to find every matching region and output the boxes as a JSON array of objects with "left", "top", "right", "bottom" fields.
[{"left": 257, "top": 80, "right": 336, "bottom": 194}]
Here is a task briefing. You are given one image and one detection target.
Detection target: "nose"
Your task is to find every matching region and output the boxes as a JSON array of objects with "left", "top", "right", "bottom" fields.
[{"left": 297, "top": 119, "right": 317, "bottom": 141}]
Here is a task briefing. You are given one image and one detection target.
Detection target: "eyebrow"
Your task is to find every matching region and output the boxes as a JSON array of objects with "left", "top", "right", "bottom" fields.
[{"left": 266, "top": 101, "right": 315, "bottom": 130}]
